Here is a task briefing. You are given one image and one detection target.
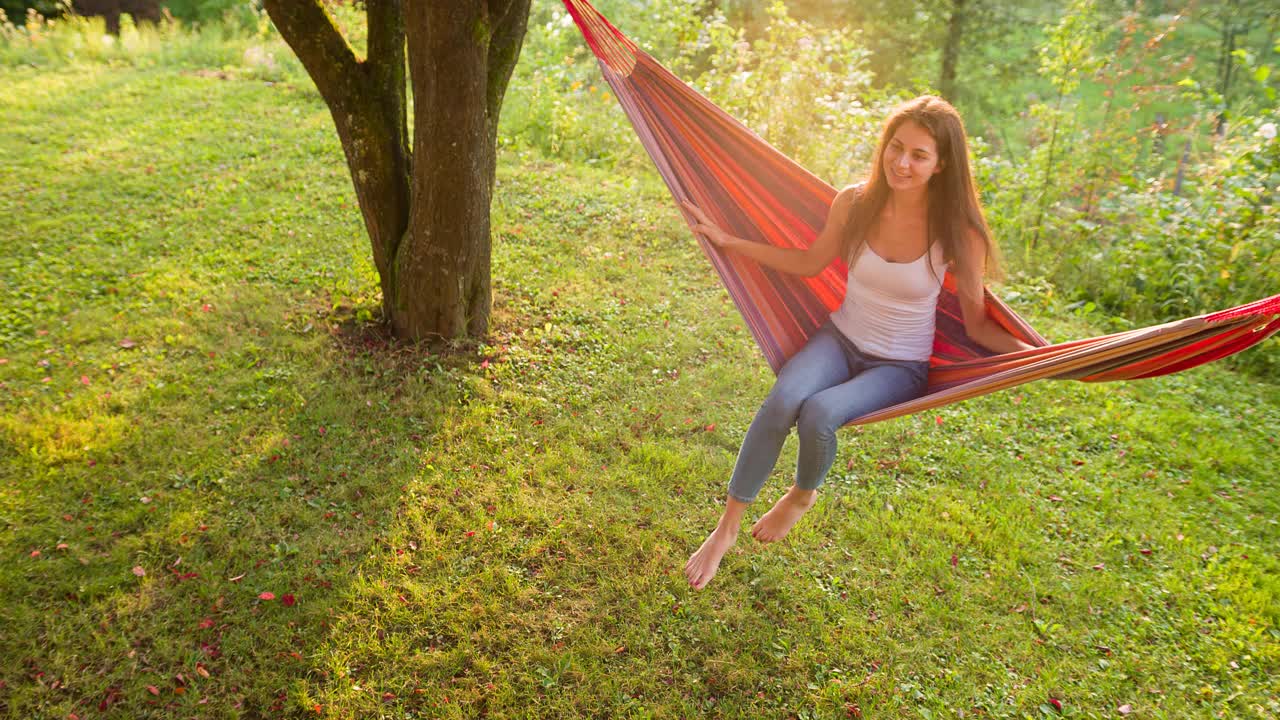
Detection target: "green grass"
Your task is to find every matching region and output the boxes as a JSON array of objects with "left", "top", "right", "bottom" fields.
[{"left": 2, "top": 58, "right": 1279, "bottom": 720}]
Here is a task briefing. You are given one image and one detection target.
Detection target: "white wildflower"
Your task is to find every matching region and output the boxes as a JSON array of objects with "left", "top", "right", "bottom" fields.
[{"left": 1257, "top": 122, "right": 1277, "bottom": 141}]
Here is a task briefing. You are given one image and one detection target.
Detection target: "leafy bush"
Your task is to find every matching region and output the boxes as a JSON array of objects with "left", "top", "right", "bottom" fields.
[
  {"left": 980, "top": 4, "right": 1279, "bottom": 377},
  {"left": 0, "top": 0, "right": 61, "bottom": 25}
]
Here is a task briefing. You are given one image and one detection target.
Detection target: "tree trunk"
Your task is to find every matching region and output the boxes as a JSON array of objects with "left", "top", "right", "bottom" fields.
[
  {"left": 263, "top": 0, "right": 529, "bottom": 342},
  {"left": 1215, "top": 0, "right": 1239, "bottom": 136},
  {"left": 939, "top": 0, "right": 966, "bottom": 101}
]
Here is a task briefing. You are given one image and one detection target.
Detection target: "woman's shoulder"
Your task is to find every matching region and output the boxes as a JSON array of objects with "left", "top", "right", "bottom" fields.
[{"left": 833, "top": 182, "right": 865, "bottom": 209}]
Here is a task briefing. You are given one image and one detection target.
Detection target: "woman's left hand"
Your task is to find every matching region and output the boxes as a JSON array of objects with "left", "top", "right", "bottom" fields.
[{"left": 681, "top": 200, "right": 738, "bottom": 249}]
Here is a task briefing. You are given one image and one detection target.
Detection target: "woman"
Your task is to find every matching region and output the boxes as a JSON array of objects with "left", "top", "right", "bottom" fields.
[{"left": 681, "top": 95, "right": 1034, "bottom": 590}]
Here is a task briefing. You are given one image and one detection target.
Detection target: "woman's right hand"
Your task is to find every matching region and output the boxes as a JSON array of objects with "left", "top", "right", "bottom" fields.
[{"left": 681, "top": 200, "right": 738, "bottom": 249}]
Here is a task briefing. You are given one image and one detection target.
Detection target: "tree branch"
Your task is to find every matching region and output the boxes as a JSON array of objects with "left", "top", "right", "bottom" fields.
[
  {"left": 263, "top": 0, "right": 362, "bottom": 111},
  {"left": 367, "top": 0, "right": 406, "bottom": 90},
  {"left": 486, "top": 0, "right": 531, "bottom": 119}
]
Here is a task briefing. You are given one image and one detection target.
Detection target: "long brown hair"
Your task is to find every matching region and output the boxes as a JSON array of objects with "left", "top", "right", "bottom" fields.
[{"left": 842, "top": 95, "right": 1003, "bottom": 283}]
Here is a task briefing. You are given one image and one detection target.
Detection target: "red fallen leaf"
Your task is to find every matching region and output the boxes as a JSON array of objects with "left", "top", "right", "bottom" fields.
[
  {"left": 1072, "top": 459, "right": 1085, "bottom": 466},
  {"left": 258, "top": 591, "right": 276, "bottom": 601},
  {"left": 1048, "top": 697, "right": 1062, "bottom": 711},
  {"left": 317, "top": 426, "right": 326, "bottom": 435},
  {"left": 313, "top": 705, "right": 322, "bottom": 714},
  {"left": 195, "top": 663, "right": 211, "bottom": 678},
  {"left": 62, "top": 514, "right": 73, "bottom": 521},
  {"left": 480, "top": 359, "right": 491, "bottom": 369},
  {"left": 80, "top": 375, "right": 90, "bottom": 385},
  {"left": 174, "top": 686, "right": 186, "bottom": 695},
  {"left": 119, "top": 338, "right": 136, "bottom": 349},
  {"left": 29, "top": 550, "right": 40, "bottom": 558},
  {"left": 1048, "top": 495, "right": 1064, "bottom": 502},
  {"left": 132, "top": 566, "right": 146, "bottom": 577},
  {"left": 382, "top": 692, "right": 396, "bottom": 702},
  {"left": 99, "top": 686, "right": 121, "bottom": 711},
  {"left": 935, "top": 416, "right": 943, "bottom": 425},
  {"left": 465, "top": 530, "right": 476, "bottom": 537},
  {"left": 704, "top": 423, "right": 716, "bottom": 432},
  {"left": 950, "top": 554, "right": 958, "bottom": 568},
  {"left": 1092, "top": 563, "right": 1105, "bottom": 570},
  {"left": 1140, "top": 548, "right": 1153, "bottom": 555},
  {"left": 198, "top": 617, "right": 215, "bottom": 629},
  {"left": 68, "top": 714, "right": 80, "bottom": 720},
  {"left": 281, "top": 593, "right": 296, "bottom": 607},
  {"left": 201, "top": 304, "right": 213, "bottom": 312},
  {"left": 147, "top": 686, "right": 160, "bottom": 696}
]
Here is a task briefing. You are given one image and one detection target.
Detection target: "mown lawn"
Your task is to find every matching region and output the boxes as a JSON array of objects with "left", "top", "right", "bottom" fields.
[{"left": 1, "top": 62, "right": 1278, "bottom": 719}]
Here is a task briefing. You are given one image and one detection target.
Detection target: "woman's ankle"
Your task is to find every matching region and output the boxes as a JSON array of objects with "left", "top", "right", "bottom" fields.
[{"left": 784, "top": 486, "right": 818, "bottom": 505}]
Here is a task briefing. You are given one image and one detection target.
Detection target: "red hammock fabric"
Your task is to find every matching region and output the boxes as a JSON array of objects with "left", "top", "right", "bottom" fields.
[{"left": 562, "top": 0, "right": 1280, "bottom": 424}]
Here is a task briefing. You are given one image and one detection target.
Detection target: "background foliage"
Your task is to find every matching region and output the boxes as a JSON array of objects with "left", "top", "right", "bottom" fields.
[{"left": 1, "top": 2, "right": 1278, "bottom": 718}]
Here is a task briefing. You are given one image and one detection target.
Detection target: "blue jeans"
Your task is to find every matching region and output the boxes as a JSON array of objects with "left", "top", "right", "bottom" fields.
[{"left": 727, "top": 320, "right": 930, "bottom": 503}]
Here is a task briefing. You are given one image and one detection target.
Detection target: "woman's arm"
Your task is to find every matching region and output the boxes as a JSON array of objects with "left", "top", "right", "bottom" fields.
[
  {"left": 955, "top": 229, "right": 1037, "bottom": 354},
  {"left": 681, "top": 186, "right": 858, "bottom": 278}
]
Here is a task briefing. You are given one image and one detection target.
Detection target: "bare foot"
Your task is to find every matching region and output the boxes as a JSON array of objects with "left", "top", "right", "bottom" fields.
[
  {"left": 750, "top": 488, "right": 817, "bottom": 543},
  {"left": 685, "top": 525, "right": 738, "bottom": 590}
]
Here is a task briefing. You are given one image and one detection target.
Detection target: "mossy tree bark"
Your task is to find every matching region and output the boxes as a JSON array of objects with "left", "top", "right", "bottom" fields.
[{"left": 263, "top": 0, "right": 530, "bottom": 340}]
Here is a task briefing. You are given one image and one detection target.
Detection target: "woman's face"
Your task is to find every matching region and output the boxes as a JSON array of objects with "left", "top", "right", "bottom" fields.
[{"left": 882, "top": 120, "right": 943, "bottom": 193}]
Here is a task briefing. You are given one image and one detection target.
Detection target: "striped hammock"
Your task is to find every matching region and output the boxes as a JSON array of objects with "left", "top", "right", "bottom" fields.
[{"left": 561, "top": 0, "right": 1280, "bottom": 425}]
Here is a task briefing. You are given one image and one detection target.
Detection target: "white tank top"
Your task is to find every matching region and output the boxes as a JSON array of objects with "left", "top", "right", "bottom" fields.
[{"left": 829, "top": 242, "right": 948, "bottom": 362}]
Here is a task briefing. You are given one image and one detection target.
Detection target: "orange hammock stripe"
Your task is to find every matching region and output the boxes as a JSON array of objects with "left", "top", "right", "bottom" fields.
[{"left": 562, "top": 0, "right": 1279, "bottom": 424}]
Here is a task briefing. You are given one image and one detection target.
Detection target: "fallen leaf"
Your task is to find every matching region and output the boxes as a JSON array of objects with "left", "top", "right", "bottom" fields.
[
  {"left": 80, "top": 375, "right": 90, "bottom": 385},
  {"left": 198, "top": 618, "right": 215, "bottom": 629},
  {"left": 258, "top": 591, "right": 276, "bottom": 601},
  {"left": 132, "top": 566, "right": 146, "bottom": 577},
  {"left": 281, "top": 593, "right": 296, "bottom": 607},
  {"left": 1048, "top": 697, "right": 1062, "bottom": 711},
  {"left": 147, "top": 686, "right": 160, "bottom": 696},
  {"left": 119, "top": 339, "right": 136, "bottom": 349},
  {"left": 1118, "top": 704, "right": 1132, "bottom": 715},
  {"left": 950, "top": 554, "right": 958, "bottom": 568},
  {"left": 195, "top": 663, "right": 211, "bottom": 679}
]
